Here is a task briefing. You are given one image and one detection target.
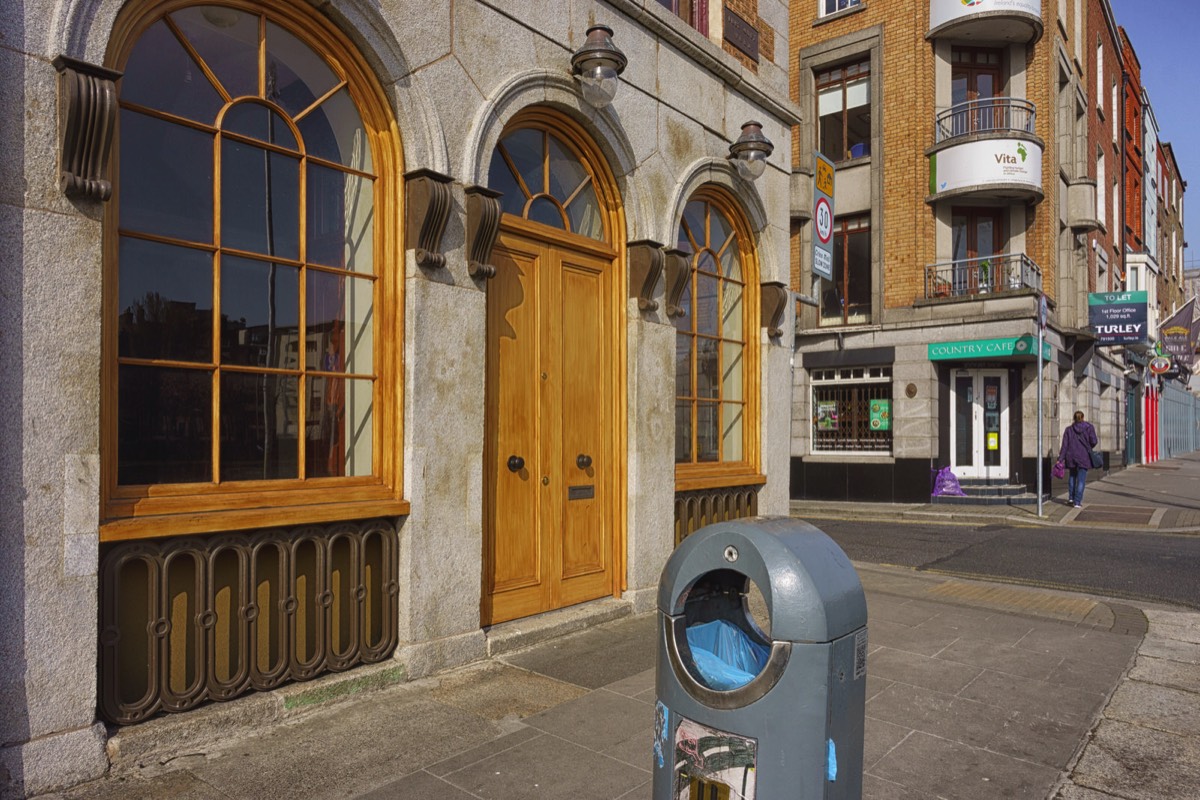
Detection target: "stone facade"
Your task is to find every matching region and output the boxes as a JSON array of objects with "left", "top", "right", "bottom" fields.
[{"left": 0, "top": 1, "right": 798, "bottom": 795}]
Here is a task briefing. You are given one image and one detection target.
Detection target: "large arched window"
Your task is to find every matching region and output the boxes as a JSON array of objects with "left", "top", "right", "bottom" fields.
[
  {"left": 673, "top": 190, "right": 761, "bottom": 484},
  {"left": 102, "top": 1, "right": 404, "bottom": 537}
]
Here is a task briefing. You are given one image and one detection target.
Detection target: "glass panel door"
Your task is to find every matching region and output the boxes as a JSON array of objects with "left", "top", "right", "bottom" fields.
[{"left": 950, "top": 370, "right": 1009, "bottom": 479}]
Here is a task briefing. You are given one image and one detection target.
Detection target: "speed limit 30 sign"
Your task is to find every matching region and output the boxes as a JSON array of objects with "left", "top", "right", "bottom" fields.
[{"left": 815, "top": 197, "right": 833, "bottom": 244}]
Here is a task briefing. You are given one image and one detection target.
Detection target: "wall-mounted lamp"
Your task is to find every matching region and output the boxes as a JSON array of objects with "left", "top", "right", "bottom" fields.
[
  {"left": 728, "top": 121, "right": 773, "bottom": 181},
  {"left": 571, "top": 25, "right": 627, "bottom": 108}
]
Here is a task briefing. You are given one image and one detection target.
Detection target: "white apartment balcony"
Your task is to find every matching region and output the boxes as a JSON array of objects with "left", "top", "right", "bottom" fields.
[
  {"left": 928, "top": 0, "right": 1043, "bottom": 44},
  {"left": 928, "top": 99, "right": 1043, "bottom": 203},
  {"left": 924, "top": 253, "right": 1043, "bottom": 301}
]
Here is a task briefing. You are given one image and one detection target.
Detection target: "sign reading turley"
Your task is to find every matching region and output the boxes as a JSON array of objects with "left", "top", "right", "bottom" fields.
[{"left": 1088, "top": 291, "right": 1148, "bottom": 345}]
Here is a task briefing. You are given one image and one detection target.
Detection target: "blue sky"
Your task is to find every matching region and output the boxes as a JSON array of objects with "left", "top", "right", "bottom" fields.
[{"left": 1109, "top": 0, "right": 1198, "bottom": 264}]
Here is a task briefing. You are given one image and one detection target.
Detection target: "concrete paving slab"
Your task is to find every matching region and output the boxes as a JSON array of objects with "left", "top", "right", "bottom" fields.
[
  {"left": 866, "top": 618, "right": 964, "bottom": 657},
  {"left": 862, "top": 718, "right": 910, "bottom": 771},
  {"left": 437, "top": 732, "right": 648, "bottom": 800},
  {"left": 425, "top": 727, "right": 542, "bottom": 778},
  {"left": 51, "top": 769, "right": 226, "bottom": 800},
  {"left": 987, "top": 711, "right": 1091, "bottom": 769},
  {"left": 1054, "top": 785, "right": 1127, "bottom": 799},
  {"left": 1128, "top": 654, "right": 1200, "bottom": 693},
  {"left": 1072, "top": 719, "right": 1200, "bottom": 800},
  {"left": 501, "top": 614, "right": 656, "bottom": 689},
  {"left": 600, "top": 669, "right": 655, "bottom": 701},
  {"left": 523, "top": 689, "right": 652, "bottom": 752},
  {"left": 1048, "top": 655, "right": 1135, "bottom": 696},
  {"left": 1105, "top": 681, "right": 1200, "bottom": 736},
  {"left": 869, "top": 730, "right": 1060, "bottom": 800},
  {"left": 862, "top": 773, "right": 929, "bottom": 800},
  {"left": 358, "top": 769, "right": 482, "bottom": 800},
  {"left": 936, "top": 637, "right": 1063, "bottom": 681},
  {"left": 867, "top": 682, "right": 1013, "bottom": 748},
  {"left": 958, "top": 670, "right": 1100, "bottom": 725},
  {"left": 866, "top": 646, "right": 983, "bottom": 693},
  {"left": 1139, "top": 634, "right": 1200, "bottom": 664},
  {"left": 430, "top": 662, "right": 590, "bottom": 722},
  {"left": 866, "top": 598, "right": 942, "bottom": 627}
]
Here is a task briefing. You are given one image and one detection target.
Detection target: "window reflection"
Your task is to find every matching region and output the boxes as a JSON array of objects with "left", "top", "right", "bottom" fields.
[{"left": 113, "top": 4, "right": 380, "bottom": 489}]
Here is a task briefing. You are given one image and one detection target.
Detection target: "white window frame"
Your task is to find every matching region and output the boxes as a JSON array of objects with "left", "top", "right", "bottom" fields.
[
  {"left": 810, "top": 366, "right": 893, "bottom": 454},
  {"left": 820, "top": 0, "right": 861, "bottom": 18}
]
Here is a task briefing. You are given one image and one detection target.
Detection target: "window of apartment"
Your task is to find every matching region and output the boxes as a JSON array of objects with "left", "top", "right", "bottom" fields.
[
  {"left": 950, "top": 48, "right": 1004, "bottom": 136},
  {"left": 104, "top": 2, "right": 403, "bottom": 536},
  {"left": 820, "top": 0, "right": 861, "bottom": 17},
  {"left": 1096, "top": 40, "right": 1104, "bottom": 113},
  {"left": 1111, "top": 80, "right": 1119, "bottom": 142},
  {"left": 1073, "top": 0, "right": 1082, "bottom": 62},
  {"left": 952, "top": 207, "right": 1004, "bottom": 294},
  {"left": 817, "top": 60, "right": 870, "bottom": 162},
  {"left": 1098, "top": 152, "right": 1106, "bottom": 228},
  {"left": 811, "top": 366, "right": 892, "bottom": 453},
  {"left": 1113, "top": 178, "right": 1119, "bottom": 233},
  {"left": 819, "top": 215, "right": 870, "bottom": 325},
  {"left": 656, "top": 0, "right": 709, "bottom": 34},
  {"left": 673, "top": 191, "right": 760, "bottom": 481}
]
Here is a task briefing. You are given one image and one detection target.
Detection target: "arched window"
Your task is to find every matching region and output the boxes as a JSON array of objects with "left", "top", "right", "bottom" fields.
[
  {"left": 673, "top": 190, "right": 760, "bottom": 481},
  {"left": 487, "top": 124, "right": 607, "bottom": 242},
  {"left": 103, "top": 2, "right": 403, "bottom": 536}
]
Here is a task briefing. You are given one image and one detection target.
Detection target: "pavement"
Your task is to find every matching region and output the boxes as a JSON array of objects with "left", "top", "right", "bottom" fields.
[{"left": 41, "top": 453, "right": 1200, "bottom": 800}]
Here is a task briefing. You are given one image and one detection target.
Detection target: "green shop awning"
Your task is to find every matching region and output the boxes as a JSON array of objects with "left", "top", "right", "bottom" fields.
[{"left": 928, "top": 335, "right": 1052, "bottom": 361}]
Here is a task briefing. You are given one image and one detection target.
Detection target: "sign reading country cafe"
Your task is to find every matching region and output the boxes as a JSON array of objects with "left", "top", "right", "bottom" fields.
[
  {"left": 1088, "top": 291, "right": 1148, "bottom": 345},
  {"left": 928, "top": 335, "right": 1051, "bottom": 361}
]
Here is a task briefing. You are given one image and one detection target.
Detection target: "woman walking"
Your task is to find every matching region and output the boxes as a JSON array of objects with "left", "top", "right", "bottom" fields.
[{"left": 1059, "top": 410, "right": 1099, "bottom": 508}]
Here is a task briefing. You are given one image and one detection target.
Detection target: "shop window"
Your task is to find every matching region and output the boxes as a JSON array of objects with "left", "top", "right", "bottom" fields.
[
  {"left": 811, "top": 367, "right": 892, "bottom": 453},
  {"left": 673, "top": 191, "right": 760, "bottom": 483},
  {"left": 820, "top": 0, "right": 861, "bottom": 17},
  {"left": 103, "top": 1, "right": 403, "bottom": 537},
  {"left": 657, "top": 0, "right": 709, "bottom": 34},
  {"left": 819, "top": 215, "right": 870, "bottom": 325},
  {"left": 816, "top": 60, "right": 870, "bottom": 162}
]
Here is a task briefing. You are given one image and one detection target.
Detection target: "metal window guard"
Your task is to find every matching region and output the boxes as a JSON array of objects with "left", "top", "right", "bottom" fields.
[{"left": 935, "top": 98, "right": 1036, "bottom": 144}]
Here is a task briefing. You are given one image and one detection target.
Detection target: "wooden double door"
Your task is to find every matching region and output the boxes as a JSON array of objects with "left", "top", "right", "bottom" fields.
[{"left": 483, "top": 225, "right": 618, "bottom": 625}]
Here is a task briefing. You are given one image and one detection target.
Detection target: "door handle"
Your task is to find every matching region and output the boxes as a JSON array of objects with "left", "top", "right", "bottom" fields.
[
  {"left": 507, "top": 455, "right": 525, "bottom": 472},
  {"left": 576, "top": 454, "right": 593, "bottom": 470}
]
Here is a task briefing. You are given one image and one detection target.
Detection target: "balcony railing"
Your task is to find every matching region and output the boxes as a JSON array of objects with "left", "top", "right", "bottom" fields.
[
  {"left": 935, "top": 98, "right": 1036, "bottom": 144},
  {"left": 924, "top": 253, "right": 1042, "bottom": 300}
]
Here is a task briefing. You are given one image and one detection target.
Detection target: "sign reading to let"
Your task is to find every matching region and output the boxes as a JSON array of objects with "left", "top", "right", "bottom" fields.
[
  {"left": 1088, "top": 291, "right": 1148, "bottom": 345},
  {"left": 813, "top": 153, "right": 835, "bottom": 282}
]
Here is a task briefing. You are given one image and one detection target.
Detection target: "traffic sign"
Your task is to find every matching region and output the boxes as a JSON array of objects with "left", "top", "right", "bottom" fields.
[{"left": 812, "top": 153, "right": 835, "bottom": 282}]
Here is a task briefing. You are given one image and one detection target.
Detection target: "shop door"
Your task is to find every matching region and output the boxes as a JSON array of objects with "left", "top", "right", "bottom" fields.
[
  {"left": 951, "top": 370, "right": 1009, "bottom": 480},
  {"left": 483, "top": 228, "right": 615, "bottom": 625}
]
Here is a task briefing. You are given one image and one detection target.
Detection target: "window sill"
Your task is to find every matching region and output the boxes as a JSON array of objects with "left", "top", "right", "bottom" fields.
[
  {"left": 675, "top": 469, "right": 766, "bottom": 493},
  {"left": 100, "top": 498, "right": 411, "bottom": 542},
  {"left": 814, "top": 2, "right": 866, "bottom": 27}
]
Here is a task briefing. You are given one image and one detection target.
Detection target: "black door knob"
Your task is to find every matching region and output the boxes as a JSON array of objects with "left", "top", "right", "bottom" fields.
[
  {"left": 576, "top": 454, "right": 592, "bottom": 469},
  {"left": 507, "top": 455, "right": 525, "bottom": 472}
]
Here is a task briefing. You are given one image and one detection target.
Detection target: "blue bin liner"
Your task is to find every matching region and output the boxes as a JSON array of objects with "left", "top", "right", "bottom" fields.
[{"left": 685, "top": 619, "right": 771, "bottom": 690}]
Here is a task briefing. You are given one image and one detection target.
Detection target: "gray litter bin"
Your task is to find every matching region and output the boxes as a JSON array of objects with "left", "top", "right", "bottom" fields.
[{"left": 652, "top": 517, "right": 867, "bottom": 800}]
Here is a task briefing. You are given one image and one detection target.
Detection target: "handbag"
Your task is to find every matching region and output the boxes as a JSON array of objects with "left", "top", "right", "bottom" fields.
[
  {"left": 1089, "top": 449, "right": 1103, "bottom": 469},
  {"left": 1053, "top": 460, "right": 1065, "bottom": 479}
]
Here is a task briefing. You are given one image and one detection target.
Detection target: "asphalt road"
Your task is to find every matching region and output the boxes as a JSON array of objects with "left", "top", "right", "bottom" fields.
[{"left": 805, "top": 517, "right": 1200, "bottom": 610}]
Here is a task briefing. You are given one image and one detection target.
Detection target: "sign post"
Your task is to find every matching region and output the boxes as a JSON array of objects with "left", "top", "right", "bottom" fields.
[
  {"left": 813, "top": 153, "right": 835, "bottom": 283},
  {"left": 1037, "top": 294, "right": 1047, "bottom": 518}
]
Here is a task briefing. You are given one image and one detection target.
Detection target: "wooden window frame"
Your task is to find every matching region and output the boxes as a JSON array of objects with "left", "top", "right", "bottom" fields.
[
  {"left": 656, "top": 0, "right": 710, "bottom": 35},
  {"left": 101, "top": 0, "right": 406, "bottom": 541},
  {"left": 674, "top": 188, "right": 763, "bottom": 491},
  {"left": 819, "top": 214, "right": 870, "bottom": 326},
  {"left": 816, "top": 59, "right": 870, "bottom": 163}
]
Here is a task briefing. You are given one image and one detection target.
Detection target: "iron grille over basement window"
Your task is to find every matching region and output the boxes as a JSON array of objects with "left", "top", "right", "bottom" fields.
[{"left": 811, "top": 366, "right": 892, "bottom": 452}]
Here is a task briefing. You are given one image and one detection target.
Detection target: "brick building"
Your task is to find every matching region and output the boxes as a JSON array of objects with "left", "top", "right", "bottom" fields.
[{"left": 786, "top": 0, "right": 1149, "bottom": 501}]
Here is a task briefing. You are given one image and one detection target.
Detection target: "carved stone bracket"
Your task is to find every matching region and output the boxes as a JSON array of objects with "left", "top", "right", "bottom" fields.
[
  {"left": 760, "top": 281, "right": 789, "bottom": 338},
  {"left": 627, "top": 240, "right": 664, "bottom": 312},
  {"left": 465, "top": 185, "right": 503, "bottom": 279},
  {"left": 405, "top": 169, "right": 454, "bottom": 269},
  {"left": 53, "top": 55, "right": 122, "bottom": 202},
  {"left": 663, "top": 248, "right": 690, "bottom": 318}
]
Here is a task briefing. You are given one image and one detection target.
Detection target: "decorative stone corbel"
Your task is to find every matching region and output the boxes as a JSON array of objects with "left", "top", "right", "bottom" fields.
[
  {"left": 663, "top": 248, "right": 690, "bottom": 318},
  {"left": 626, "top": 240, "right": 664, "bottom": 312},
  {"left": 760, "top": 281, "right": 789, "bottom": 338},
  {"left": 405, "top": 169, "right": 454, "bottom": 269},
  {"left": 53, "top": 55, "right": 122, "bottom": 202},
  {"left": 465, "top": 185, "right": 503, "bottom": 279}
]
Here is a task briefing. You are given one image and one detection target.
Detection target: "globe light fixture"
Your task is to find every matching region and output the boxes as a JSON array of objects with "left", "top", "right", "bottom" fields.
[
  {"left": 571, "top": 25, "right": 627, "bottom": 109},
  {"left": 728, "top": 121, "right": 773, "bottom": 181}
]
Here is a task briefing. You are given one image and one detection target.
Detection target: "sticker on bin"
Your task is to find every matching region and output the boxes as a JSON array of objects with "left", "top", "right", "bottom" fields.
[
  {"left": 854, "top": 629, "right": 868, "bottom": 680},
  {"left": 673, "top": 716, "right": 757, "bottom": 800}
]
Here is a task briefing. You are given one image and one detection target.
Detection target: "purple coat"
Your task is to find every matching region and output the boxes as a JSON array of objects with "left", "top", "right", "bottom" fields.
[{"left": 1059, "top": 421, "right": 1098, "bottom": 469}]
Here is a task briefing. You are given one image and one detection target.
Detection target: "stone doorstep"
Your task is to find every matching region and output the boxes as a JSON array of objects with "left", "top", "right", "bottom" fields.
[{"left": 105, "top": 598, "right": 635, "bottom": 775}]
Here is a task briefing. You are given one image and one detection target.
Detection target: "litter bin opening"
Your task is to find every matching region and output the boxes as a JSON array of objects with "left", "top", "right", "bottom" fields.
[{"left": 680, "top": 569, "right": 772, "bottom": 691}]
